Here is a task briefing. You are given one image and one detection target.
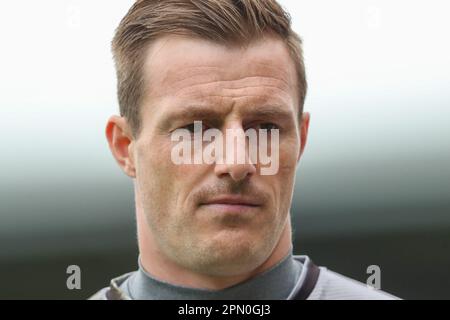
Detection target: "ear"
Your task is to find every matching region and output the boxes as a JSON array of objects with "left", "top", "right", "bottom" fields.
[
  {"left": 105, "top": 115, "right": 136, "bottom": 178},
  {"left": 297, "top": 112, "right": 311, "bottom": 163}
]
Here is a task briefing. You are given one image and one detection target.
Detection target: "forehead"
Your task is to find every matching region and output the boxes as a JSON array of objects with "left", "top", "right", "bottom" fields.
[{"left": 145, "top": 34, "right": 297, "bottom": 94}]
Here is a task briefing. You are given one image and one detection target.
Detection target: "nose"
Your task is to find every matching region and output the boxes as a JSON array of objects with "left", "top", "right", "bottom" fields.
[
  {"left": 214, "top": 123, "right": 257, "bottom": 182},
  {"left": 215, "top": 161, "right": 256, "bottom": 182}
]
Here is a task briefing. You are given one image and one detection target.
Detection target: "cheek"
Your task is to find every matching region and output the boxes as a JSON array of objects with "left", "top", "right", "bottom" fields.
[
  {"left": 270, "top": 142, "right": 298, "bottom": 205},
  {"left": 135, "top": 139, "right": 177, "bottom": 209},
  {"left": 278, "top": 137, "right": 300, "bottom": 172},
  {"left": 136, "top": 138, "right": 201, "bottom": 213}
]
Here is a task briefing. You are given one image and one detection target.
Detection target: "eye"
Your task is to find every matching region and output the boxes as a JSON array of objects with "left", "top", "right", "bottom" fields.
[
  {"left": 257, "top": 123, "right": 279, "bottom": 131},
  {"left": 181, "top": 122, "right": 208, "bottom": 134}
]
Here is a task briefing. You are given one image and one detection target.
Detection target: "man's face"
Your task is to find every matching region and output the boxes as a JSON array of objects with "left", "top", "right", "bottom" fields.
[{"left": 131, "top": 35, "right": 306, "bottom": 276}]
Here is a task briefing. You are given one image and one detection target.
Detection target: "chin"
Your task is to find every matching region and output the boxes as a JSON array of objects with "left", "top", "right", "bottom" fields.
[{"left": 191, "top": 232, "right": 272, "bottom": 276}]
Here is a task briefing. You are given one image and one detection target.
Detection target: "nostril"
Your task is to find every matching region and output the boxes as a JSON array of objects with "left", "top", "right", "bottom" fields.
[{"left": 228, "top": 163, "right": 256, "bottom": 182}]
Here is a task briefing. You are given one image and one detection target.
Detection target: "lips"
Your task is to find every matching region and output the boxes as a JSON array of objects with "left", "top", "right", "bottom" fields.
[
  {"left": 199, "top": 195, "right": 262, "bottom": 214},
  {"left": 201, "top": 195, "right": 262, "bottom": 207}
]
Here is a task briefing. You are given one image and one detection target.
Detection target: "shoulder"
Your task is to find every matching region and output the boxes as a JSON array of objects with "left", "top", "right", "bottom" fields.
[
  {"left": 87, "top": 272, "right": 135, "bottom": 300},
  {"left": 308, "top": 267, "right": 400, "bottom": 300},
  {"left": 88, "top": 287, "right": 109, "bottom": 300}
]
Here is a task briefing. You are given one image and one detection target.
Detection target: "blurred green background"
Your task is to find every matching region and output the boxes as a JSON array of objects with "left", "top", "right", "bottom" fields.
[{"left": 1, "top": 0, "right": 449, "bottom": 299}]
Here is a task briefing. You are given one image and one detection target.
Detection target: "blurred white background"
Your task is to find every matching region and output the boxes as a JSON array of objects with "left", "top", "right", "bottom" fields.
[{"left": 1, "top": 0, "right": 449, "bottom": 299}]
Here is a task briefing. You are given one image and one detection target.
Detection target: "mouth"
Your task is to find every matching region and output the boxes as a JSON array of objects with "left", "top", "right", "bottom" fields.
[{"left": 199, "top": 195, "right": 262, "bottom": 214}]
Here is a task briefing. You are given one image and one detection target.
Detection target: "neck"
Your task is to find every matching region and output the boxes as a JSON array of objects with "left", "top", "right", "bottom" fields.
[{"left": 128, "top": 247, "right": 300, "bottom": 300}]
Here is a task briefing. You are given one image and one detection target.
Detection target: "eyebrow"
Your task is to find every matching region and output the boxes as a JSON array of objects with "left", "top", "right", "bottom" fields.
[
  {"left": 244, "top": 106, "right": 294, "bottom": 121},
  {"left": 158, "top": 105, "right": 222, "bottom": 130},
  {"left": 158, "top": 103, "right": 295, "bottom": 130}
]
